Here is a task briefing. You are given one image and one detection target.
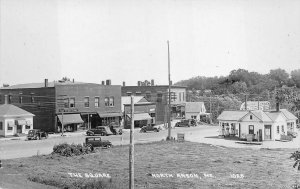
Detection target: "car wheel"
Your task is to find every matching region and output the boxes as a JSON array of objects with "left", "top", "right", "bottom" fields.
[
  {"left": 107, "top": 144, "right": 112, "bottom": 148},
  {"left": 155, "top": 129, "right": 159, "bottom": 132}
]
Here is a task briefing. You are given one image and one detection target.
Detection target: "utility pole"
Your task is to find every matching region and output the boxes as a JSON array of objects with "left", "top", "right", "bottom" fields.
[
  {"left": 244, "top": 94, "right": 247, "bottom": 110},
  {"left": 167, "top": 40, "right": 171, "bottom": 140},
  {"left": 129, "top": 95, "right": 134, "bottom": 189},
  {"left": 209, "top": 95, "right": 212, "bottom": 124}
]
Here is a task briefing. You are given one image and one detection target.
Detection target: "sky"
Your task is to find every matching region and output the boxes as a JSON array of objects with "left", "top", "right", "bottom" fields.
[{"left": 0, "top": 0, "right": 300, "bottom": 86}]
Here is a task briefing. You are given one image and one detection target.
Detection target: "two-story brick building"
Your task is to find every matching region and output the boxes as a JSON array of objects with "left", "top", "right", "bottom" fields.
[
  {"left": 0, "top": 79, "right": 122, "bottom": 132},
  {"left": 121, "top": 81, "right": 187, "bottom": 124}
]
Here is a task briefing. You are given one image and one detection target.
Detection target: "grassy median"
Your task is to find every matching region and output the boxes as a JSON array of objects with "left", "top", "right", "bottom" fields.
[{"left": 1, "top": 141, "right": 300, "bottom": 189}]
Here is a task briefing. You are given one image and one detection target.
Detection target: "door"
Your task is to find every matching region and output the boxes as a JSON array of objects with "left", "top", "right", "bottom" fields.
[
  {"left": 17, "top": 125, "right": 22, "bottom": 133},
  {"left": 264, "top": 125, "right": 271, "bottom": 140},
  {"left": 259, "top": 129, "right": 263, "bottom": 141}
]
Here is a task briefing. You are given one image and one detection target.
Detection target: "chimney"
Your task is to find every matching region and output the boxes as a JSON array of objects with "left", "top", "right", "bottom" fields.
[
  {"left": 151, "top": 79, "right": 154, "bottom": 86},
  {"left": 106, "top": 79, "right": 111, "bottom": 85},
  {"left": 4, "top": 95, "right": 8, "bottom": 104},
  {"left": 72, "top": 78, "right": 75, "bottom": 83},
  {"left": 276, "top": 102, "right": 280, "bottom": 112},
  {"left": 123, "top": 81, "right": 126, "bottom": 86},
  {"left": 101, "top": 81, "right": 105, "bottom": 85},
  {"left": 170, "top": 80, "right": 173, "bottom": 86},
  {"left": 138, "top": 81, "right": 141, "bottom": 86},
  {"left": 44, "top": 79, "right": 48, "bottom": 87}
]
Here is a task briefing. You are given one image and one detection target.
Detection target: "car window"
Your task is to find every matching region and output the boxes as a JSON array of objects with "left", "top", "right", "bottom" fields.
[{"left": 87, "top": 138, "right": 94, "bottom": 141}]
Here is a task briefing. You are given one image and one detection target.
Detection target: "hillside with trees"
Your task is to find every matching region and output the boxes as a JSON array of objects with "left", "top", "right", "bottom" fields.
[{"left": 175, "top": 68, "right": 300, "bottom": 122}]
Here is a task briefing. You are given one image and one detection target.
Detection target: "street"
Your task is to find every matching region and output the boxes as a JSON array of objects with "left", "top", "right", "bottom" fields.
[{"left": 0, "top": 126, "right": 217, "bottom": 159}]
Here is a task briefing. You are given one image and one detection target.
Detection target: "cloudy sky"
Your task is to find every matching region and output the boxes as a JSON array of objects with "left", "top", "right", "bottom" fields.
[{"left": 0, "top": 0, "right": 300, "bottom": 86}]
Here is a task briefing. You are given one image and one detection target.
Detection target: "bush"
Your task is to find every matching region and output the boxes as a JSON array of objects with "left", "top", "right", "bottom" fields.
[{"left": 52, "top": 143, "right": 93, "bottom": 157}]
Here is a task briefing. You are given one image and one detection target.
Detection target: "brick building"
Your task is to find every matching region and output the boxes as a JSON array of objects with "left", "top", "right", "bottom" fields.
[
  {"left": 121, "top": 81, "right": 187, "bottom": 124},
  {"left": 0, "top": 79, "right": 122, "bottom": 132}
]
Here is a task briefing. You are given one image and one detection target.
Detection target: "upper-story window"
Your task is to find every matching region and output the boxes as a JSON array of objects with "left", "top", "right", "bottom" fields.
[
  {"left": 135, "top": 91, "right": 142, "bottom": 96},
  {"left": 126, "top": 92, "right": 132, "bottom": 96},
  {"left": 157, "top": 92, "right": 163, "bottom": 103},
  {"left": 105, "top": 97, "right": 109, "bottom": 106},
  {"left": 179, "top": 93, "right": 182, "bottom": 101},
  {"left": 95, "top": 97, "right": 100, "bottom": 107},
  {"left": 31, "top": 95, "right": 35, "bottom": 103},
  {"left": 0, "top": 122, "right": 3, "bottom": 130},
  {"left": 109, "top": 97, "right": 114, "bottom": 107},
  {"left": 70, "top": 98, "right": 75, "bottom": 107},
  {"left": 250, "top": 115, "right": 253, "bottom": 120},
  {"left": 64, "top": 98, "right": 69, "bottom": 108},
  {"left": 84, "top": 97, "right": 89, "bottom": 107}
]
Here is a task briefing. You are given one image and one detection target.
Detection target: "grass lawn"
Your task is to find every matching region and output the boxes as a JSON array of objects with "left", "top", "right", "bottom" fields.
[{"left": 1, "top": 141, "right": 300, "bottom": 189}]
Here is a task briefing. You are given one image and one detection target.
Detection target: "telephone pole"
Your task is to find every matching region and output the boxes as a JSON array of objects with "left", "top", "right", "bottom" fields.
[
  {"left": 129, "top": 95, "right": 134, "bottom": 189},
  {"left": 167, "top": 40, "right": 171, "bottom": 140}
]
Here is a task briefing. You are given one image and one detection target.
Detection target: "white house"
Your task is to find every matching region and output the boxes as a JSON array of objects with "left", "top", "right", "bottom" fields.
[
  {"left": 0, "top": 104, "right": 35, "bottom": 137},
  {"left": 217, "top": 109, "right": 298, "bottom": 141},
  {"left": 184, "top": 102, "right": 209, "bottom": 122}
]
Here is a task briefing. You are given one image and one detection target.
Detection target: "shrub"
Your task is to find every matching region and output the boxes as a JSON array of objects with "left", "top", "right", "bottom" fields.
[{"left": 52, "top": 143, "right": 93, "bottom": 157}]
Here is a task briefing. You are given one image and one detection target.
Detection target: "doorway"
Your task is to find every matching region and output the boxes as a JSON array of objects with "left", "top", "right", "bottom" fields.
[
  {"left": 17, "top": 125, "right": 22, "bottom": 133},
  {"left": 264, "top": 125, "right": 271, "bottom": 140}
]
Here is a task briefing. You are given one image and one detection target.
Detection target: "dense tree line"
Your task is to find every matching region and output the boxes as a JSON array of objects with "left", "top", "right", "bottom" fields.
[{"left": 175, "top": 68, "right": 300, "bottom": 120}]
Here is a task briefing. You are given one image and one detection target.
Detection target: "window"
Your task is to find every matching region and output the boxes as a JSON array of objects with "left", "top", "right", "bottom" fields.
[
  {"left": 105, "top": 97, "right": 109, "bottom": 106},
  {"left": 84, "top": 97, "right": 89, "bottom": 107},
  {"left": 282, "top": 125, "right": 284, "bottom": 133},
  {"left": 19, "top": 96, "right": 23, "bottom": 104},
  {"left": 182, "top": 92, "right": 185, "bottom": 101},
  {"left": 25, "top": 125, "right": 31, "bottom": 129},
  {"left": 31, "top": 95, "right": 35, "bottom": 103},
  {"left": 0, "top": 122, "right": 2, "bottom": 130},
  {"left": 95, "top": 97, "right": 100, "bottom": 107},
  {"left": 126, "top": 92, "right": 132, "bottom": 96},
  {"left": 109, "top": 97, "right": 114, "bottom": 107},
  {"left": 157, "top": 93, "right": 163, "bottom": 103},
  {"left": 249, "top": 125, "right": 254, "bottom": 134},
  {"left": 135, "top": 91, "right": 142, "bottom": 96},
  {"left": 277, "top": 126, "right": 280, "bottom": 134},
  {"left": 64, "top": 98, "right": 69, "bottom": 108},
  {"left": 7, "top": 124, "right": 13, "bottom": 130},
  {"left": 250, "top": 115, "right": 253, "bottom": 120},
  {"left": 146, "top": 91, "right": 151, "bottom": 100},
  {"left": 70, "top": 98, "right": 75, "bottom": 107},
  {"left": 8, "top": 95, "right": 12, "bottom": 104}
]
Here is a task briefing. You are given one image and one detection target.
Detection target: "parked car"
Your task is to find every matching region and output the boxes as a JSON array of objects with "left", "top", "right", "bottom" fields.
[
  {"left": 27, "top": 129, "right": 48, "bottom": 140},
  {"left": 175, "top": 119, "right": 196, "bottom": 127},
  {"left": 84, "top": 136, "right": 112, "bottom": 150},
  {"left": 86, "top": 126, "right": 115, "bottom": 136},
  {"left": 140, "top": 124, "right": 160, "bottom": 133},
  {"left": 109, "top": 125, "right": 123, "bottom": 135}
]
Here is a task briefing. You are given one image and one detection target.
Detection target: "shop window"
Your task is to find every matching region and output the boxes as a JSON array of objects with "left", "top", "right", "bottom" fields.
[
  {"left": 70, "top": 98, "right": 75, "bottom": 107},
  {"left": 95, "top": 97, "right": 100, "bottom": 107},
  {"left": 249, "top": 125, "right": 254, "bottom": 134},
  {"left": 109, "top": 97, "right": 114, "bottom": 107},
  {"left": 0, "top": 122, "right": 2, "bottom": 130},
  {"left": 84, "top": 97, "right": 89, "bottom": 107},
  {"left": 105, "top": 97, "right": 109, "bottom": 106}
]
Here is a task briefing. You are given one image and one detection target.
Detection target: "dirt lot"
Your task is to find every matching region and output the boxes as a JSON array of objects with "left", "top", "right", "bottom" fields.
[{"left": 1, "top": 141, "right": 300, "bottom": 189}]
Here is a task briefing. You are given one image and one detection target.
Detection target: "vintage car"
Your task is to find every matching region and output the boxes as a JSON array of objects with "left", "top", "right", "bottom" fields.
[
  {"left": 86, "top": 126, "right": 120, "bottom": 136},
  {"left": 175, "top": 119, "right": 196, "bottom": 127},
  {"left": 140, "top": 124, "right": 160, "bottom": 133},
  {"left": 84, "top": 136, "right": 112, "bottom": 150},
  {"left": 27, "top": 129, "right": 48, "bottom": 140},
  {"left": 109, "top": 125, "right": 123, "bottom": 135}
]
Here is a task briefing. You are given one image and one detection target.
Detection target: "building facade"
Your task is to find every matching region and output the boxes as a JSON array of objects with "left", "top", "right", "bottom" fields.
[
  {"left": 0, "top": 79, "right": 122, "bottom": 132},
  {"left": 121, "top": 83, "right": 187, "bottom": 124}
]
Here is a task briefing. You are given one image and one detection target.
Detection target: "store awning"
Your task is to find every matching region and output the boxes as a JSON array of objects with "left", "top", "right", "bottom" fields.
[
  {"left": 57, "top": 114, "right": 84, "bottom": 125},
  {"left": 127, "top": 113, "right": 152, "bottom": 121},
  {"left": 16, "top": 119, "right": 27, "bottom": 125},
  {"left": 98, "top": 112, "right": 122, "bottom": 117}
]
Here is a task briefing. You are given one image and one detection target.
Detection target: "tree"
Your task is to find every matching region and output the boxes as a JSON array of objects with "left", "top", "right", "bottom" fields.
[
  {"left": 269, "top": 68, "right": 289, "bottom": 86},
  {"left": 291, "top": 69, "right": 300, "bottom": 88}
]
